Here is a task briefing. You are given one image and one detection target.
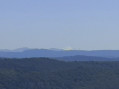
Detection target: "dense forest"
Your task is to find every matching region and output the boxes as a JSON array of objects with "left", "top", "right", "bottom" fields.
[{"left": 0, "top": 58, "right": 119, "bottom": 89}]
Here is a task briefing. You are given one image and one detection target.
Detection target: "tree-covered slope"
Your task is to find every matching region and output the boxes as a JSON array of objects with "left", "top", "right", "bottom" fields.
[{"left": 0, "top": 58, "right": 119, "bottom": 89}]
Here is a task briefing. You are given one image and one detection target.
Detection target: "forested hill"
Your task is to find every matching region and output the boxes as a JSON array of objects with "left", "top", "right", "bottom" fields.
[{"left": 0, "top": 58, "right": 119, "bottom": 89}]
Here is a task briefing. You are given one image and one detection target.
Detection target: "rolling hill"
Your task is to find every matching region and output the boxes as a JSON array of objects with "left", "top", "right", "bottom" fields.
[
  {"left": 0, "top": 58, "right": 119, "bottom": 89},
  {"left": 56, "top": 55, "right": 119, "bottom": 61}
]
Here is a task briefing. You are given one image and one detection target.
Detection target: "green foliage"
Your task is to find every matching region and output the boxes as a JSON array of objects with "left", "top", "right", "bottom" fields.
[{"left": 0, "top": 58, "right": 119, "bottom": 89}]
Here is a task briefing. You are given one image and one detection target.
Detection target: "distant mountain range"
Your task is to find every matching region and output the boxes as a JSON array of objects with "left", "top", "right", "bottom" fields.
[{"left": 1, "top": 48, "right": 119, "bottom": 59}]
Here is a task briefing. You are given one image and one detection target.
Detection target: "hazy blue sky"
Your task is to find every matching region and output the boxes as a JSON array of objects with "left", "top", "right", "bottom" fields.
[{"left": 0, "top": 0, "right": 119, "bottom": 50}]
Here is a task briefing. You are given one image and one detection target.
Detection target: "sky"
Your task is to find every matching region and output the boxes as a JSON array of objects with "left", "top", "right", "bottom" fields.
[{"left": 0, "top": 0, "right": 119, "bottom": 50}]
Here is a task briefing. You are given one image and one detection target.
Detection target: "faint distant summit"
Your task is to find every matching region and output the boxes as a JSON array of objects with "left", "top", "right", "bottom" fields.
[
  {"left": 49, "top": 48, "right": 63, "bottom": 51},
  {"left": 0, "top": 47, "right": 31, "bottom": 52},
  {"left": 13, "top": 47, "right": 31, "bottom": 52}
]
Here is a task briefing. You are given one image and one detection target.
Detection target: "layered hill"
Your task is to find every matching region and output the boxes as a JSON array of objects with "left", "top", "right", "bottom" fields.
[
  {"left": 1, "top": 48, "right": 119, "bottom": 58},
  {"left": 57, "top": 55, "right": 119, "bottom": 61}
]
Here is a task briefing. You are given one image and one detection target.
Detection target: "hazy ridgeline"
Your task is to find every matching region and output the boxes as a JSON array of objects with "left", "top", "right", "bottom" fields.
[
  {"left": 1, "top": 49, "right": 119, "bottom": 58},
  {"left": 1, "top": 0, "right": 119, "bottom": 88}
]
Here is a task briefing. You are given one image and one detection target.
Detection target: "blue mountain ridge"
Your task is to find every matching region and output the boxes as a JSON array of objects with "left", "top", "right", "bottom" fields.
[{"left": 0, "top": 48, "right": 119, "bottom": 59}]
